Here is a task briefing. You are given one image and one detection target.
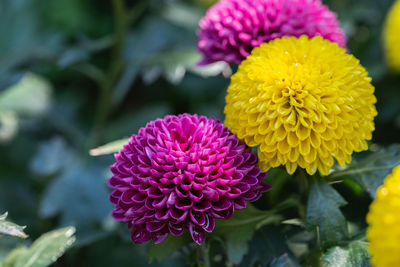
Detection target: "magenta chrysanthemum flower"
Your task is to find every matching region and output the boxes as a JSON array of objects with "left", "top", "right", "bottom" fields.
[
  {"left": 197, "top": 0, "right": 346, "bottom": 65},
  {"left": 108, "top": 114, "right": 271, "bottom": 245}
]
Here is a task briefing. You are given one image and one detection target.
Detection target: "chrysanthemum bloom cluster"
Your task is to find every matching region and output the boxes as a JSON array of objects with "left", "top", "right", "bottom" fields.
[
  {"left": 383, "top": 0, "right": 400, "bottom": 72},
  {"left": 108, "top": 114, "right": 271, "bottom": 245},
  {"left": 224, "top": 36, "right": 377, "bottom": 175},
  {"left": 197, "top": 0, "right": 346, "bottom": 65},
  {"left": 367, "top": 166, "right": 400, "bottom": 267}
]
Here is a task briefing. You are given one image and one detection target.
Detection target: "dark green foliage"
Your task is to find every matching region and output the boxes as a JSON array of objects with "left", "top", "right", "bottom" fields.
[
  {"left": 148, "top": 233, "right": 192, "bottom": 263},
  {"left": 322, "top": 239, "right": 371, "bottom": 267},
  {"left": 0, "top": 213, "right": 28, "bottom": 239},
  {"left": 213, "top": 204, "right": 282, "bottom": 264},
  {"left": 328, "top": 145, "right": 400, "bottom": 198},
  {"left": 306, "top": 181, "right": 348, "bottom": 249},
  {"left": 239, "top": 227, "right": 300, "bottom": 267}
]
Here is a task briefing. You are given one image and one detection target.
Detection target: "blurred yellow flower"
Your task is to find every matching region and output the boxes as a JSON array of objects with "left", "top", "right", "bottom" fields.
[
  {"left": 224, "top": 36, "right": 377, "bottom": 175},
  {"left": 384, "top": 0, "right": 400, "bottom": 72},
  {"left": 367, "top": 166, "right": 400, "bottom": 267}
]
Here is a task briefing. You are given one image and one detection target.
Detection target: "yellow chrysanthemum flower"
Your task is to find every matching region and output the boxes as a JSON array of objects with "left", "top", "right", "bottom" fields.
[
  {"left": 224, "top": 36, "right": 377, "bottom": 175},
  {"left": 367, "top": 166, "right": 400, "bottom": 267},
  {"left": 383, "top": 0, "right": 400, "bottom": 72}
]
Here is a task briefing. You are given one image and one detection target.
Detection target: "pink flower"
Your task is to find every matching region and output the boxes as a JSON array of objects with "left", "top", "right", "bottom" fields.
[
  {"left": 197, "top": 0, "right": 346, "bottom": 64},
  {"left": 108, "top": 114, "right": 271, "bottom": 245}
]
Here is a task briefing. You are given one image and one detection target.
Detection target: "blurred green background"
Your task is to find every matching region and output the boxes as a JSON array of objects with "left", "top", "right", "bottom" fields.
[{"left": 0, "top": 0, "right": 399, "bottom": 266}]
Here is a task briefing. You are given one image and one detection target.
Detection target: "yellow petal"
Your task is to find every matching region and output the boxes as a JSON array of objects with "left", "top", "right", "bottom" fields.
[
  {"left": 286, "top": 162, "right": 298, "bottom": 174},
  {"left": 296, "top": 124, "right": 311, "bottom": 141},
  {"left": 278, "top": 139, "right": 291, "bottom": 154},
  {"left": 299, "top": 139, "right": 311, "bottom": 155}
]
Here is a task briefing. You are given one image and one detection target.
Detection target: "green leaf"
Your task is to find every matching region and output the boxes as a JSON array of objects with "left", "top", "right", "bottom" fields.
[
  {"left": 10, "top": 227, "right": 76, "bottom": 267},
  {"left": 239, "top": 227, "right": 299, "bottom": 267},
  {"left": 270, "top": 254, "right": 301, "bottom": 267},
  {"left": 0, "top": 235, "right": 19, "bottom": 263},
  {"left": 0, "top": 73, "right": 51, "bottom": 116},
  {"left": 39, "top": 160, "right": 112, "bottom": 226},
  {"left": 328, "top": 145, "right": 400, "bottom": 198},
  {"left": 148, "top": 233, "right": 191, "bottom": 263},
  {"left": 306, "top": 181, "right": 348, "bottom": 248},
  {"left": 30, "top": 137, "right": 68, "bottom": 176},
  {"left": 146, "top": 49, "right": 231, "bottom": 83},
  {"left": 161, "top": 2, "right": 203, "bottom": 30},
  {"left": 2, "top": 246, "right": 29, "bottom": 267},
  {"left": 111, "top": 66, "right": 140, "bottom": 107},
  {"left": 123, "top": 16, "right": 222, "bottom": 85},
  {"left": 0, "top": 110, "right": 18, "bottom": 142},
  {"left": 151, "top": 49, "right": 200, "bottom": 84},
  {"left": 0, "top": 212, "right": 28, "bottom": 239},
  {"left": 103, "top": 103, "right": 171, "bottom": 142},
  {"left": 214, "top": 204, "right": 282, "bottom": 264},
  {"left": 188, "top": 61, "right": 231, "bottom": 78},
  {"left": 0, "top": 0, "right": 46, "bottom": 72},
  {"left": 322, "top": 240, "right": 371, "bottom": 267},
  {"left": 89, "top": 138, "right": 129, "bottom": 156}
]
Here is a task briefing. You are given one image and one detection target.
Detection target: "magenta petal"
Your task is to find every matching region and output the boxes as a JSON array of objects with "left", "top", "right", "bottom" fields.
[
  {"left": 175, "top": 198, "right": 193, "bottom": 210},
  {"left": 260, "top": 182, "right": 273, "bottom": 193},
  {"left": 112, "top": 209, "right": 126, "bottom": 221},
  {"left": 147, "top": 187, "right": 163, "bottom": 198},
  {"left": 231, "top": 171, "right": 244, "bottom": 182},
  {"left": 212, "top": 198, "right": 232, "bottom": 211},
  {"left": 237, "top": 182, "right": 251, "bottom": 193},
  {"left": 107, "top": 114, "right": 271, "bottom": 245},
  {"left": 203, "top": 187, "right": 219, "bottom": 202},
  {"left": 232, "top": 155, "right": 244, "bottom": 167},
  {"left": 159, "top": 184, "right": 174, "bottom": 193},
  {"left": 120, "top": 190, "right": 135, "bottom": 204},
  {"left": 242, "top": 175, "right": 259, "bottom": 186},
  {"left": 211, "top": 206, "right": 234, "bottom": 220},
  {"left": 190, "top": 210, "right": 206, "bottom": 226},
  {"left": 124, "top": 205, "right": 145, "bottom": 217},
  {"left": 175, "top": 186, "right": 189, "bottom": 198},
  {"left": 170, "top": 208, "right": 189, "bottom": 223},
  {"left": 131, "top": 227, "right": 151, "bottom": 243},
  {"left": 203, "top": 213, "right": 215, "bottom": 233},
  {"left": 146, "top": 221, "right": 167, "bottom": 233},
  {"left": 248, "top": 167, "right": 261, "bottom": 177},
  {"left": 168, "top": 222, "right": 185, "bottom": 236},
  {"left": 189, "top": 190, "right": 203, "bottom": 202},
  {"left": 197, "top": 0, "right": 346, "bottom": 65},
  {"left": 155, "top": 208, "right": 170, "bottom": 220},
  {"left": 233, "top": 198, "right": 247, "bottom": 210},
  {"left": 226, "top": 187, "right": 241, "bottom": 198},
  {"left": 167, "top": 191, "right": 178, "bottom": 207},
  {"left": 242, "top": 190, "right": 257, "bottom": 201},
  {"left": 132, "top": 193, "right": 146, "bottom": 203},
  {"left": 152, "top": 232, "right": 169, "bottom": 244},
  {"left": 247, "top": 154, "right": 258, "bottom": 165},
  {"left": 144, "top": 198, "right": 155, "bottom": 210},
  {"left": 215, "top": 184, "right": 230, "bottom": 196},
  {"left": 109, "top": 190, "right": 122, "bottom": 204},
  {"left": 189, "top": 223, "right": 205, "bottom": 245},
  {"left": 192, "top": 199, "right": 212, "bottom": 212}
]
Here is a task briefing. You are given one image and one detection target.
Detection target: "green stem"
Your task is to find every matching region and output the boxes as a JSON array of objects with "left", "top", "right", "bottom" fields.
[
  {"left": 126, "top": 1, "right": 147, "bottom": 25},
  {"left": 197, "top": 242, "right": 211, "bottom": 267},
  {"left": 88, "top": 0, "right": 127, "bottom": 149},
  {"left": 110, "top": 0, "right": 127, "bottom": 82},
  {"left": 295, "top": 169, "right": 310, "bottom": 219},
  {"left": 295, "top": 169, "right": 310, "bottom": 196},
  {"left": 328, "top": 165, "right": 398, "bottom": 181}
]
